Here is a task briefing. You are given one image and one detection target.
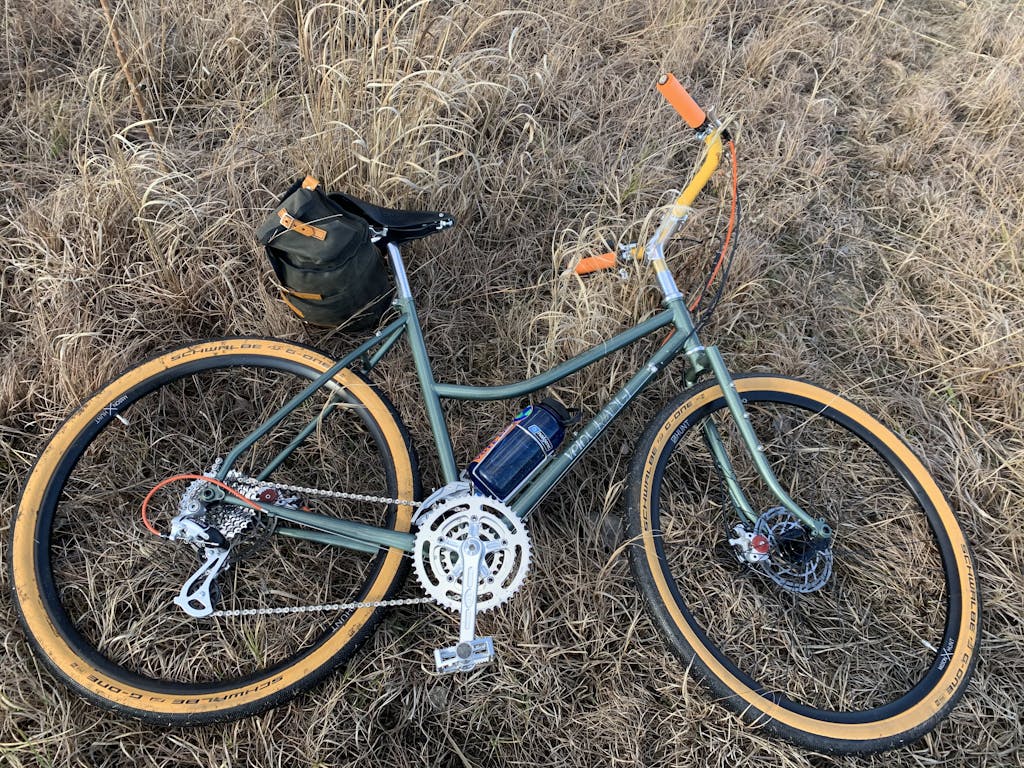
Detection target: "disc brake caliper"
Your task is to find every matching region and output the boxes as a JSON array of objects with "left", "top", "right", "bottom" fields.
[{"left": 728, "top": 524, "right": 770, "bottom": 564}]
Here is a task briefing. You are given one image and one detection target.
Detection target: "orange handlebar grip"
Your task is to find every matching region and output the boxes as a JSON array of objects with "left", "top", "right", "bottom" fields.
[
  {"left": 657, "top": 73, "right": 706, "bottom": 130},
  {"left": 574, "top": 252, "right": 618, "bottom": 275}
]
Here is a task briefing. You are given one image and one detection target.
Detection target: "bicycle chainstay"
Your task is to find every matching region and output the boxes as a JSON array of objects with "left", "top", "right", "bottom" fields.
[{"left": 204, "top": 472, "right": 431, "bottom": 618}]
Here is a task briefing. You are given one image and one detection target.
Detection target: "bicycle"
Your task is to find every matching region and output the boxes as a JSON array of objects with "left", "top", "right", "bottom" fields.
[{"left": 10, "top": 75, "right": 979, "bottom": 754}]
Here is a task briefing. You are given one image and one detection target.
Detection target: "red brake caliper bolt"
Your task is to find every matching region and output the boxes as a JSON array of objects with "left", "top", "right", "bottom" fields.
[{"left": 751, "top": 534, "right": 770, "bottom": 555}]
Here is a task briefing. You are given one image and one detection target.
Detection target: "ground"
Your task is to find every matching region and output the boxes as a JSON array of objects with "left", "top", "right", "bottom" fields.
[{"left": 1, "top": 0, "right": 1022, "bottom": 766}]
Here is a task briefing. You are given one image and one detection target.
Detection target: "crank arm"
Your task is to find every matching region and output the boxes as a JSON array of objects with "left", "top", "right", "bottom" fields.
[
  {"left": 435, "top": 519, "right": 495, "bottom": 673},
  {"left": 457, "top": 528, "right": 482, "bottom": 646}
]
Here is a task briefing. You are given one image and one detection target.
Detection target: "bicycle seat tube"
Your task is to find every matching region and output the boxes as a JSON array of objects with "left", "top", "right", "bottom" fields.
[{"left": 387, "top": 241, "right": 460, "bottom": 483}]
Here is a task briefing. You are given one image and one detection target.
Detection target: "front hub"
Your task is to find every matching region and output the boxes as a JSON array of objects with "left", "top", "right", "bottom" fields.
[{"left": 753, "top": 506, "right": 834, "bottom": 593}]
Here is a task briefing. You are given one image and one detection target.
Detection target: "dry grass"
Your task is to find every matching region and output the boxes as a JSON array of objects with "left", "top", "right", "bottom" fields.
[{"left": 2, "top": 0, "right": 1023, "bottom": 765}]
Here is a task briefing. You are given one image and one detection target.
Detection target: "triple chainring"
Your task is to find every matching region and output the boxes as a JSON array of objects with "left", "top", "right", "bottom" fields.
[{"left": 413, "top": 494, "right": 531, "bottom": 612}]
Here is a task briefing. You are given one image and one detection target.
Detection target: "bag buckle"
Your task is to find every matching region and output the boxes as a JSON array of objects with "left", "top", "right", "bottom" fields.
[{"left": 277, "top": 209, "right": 327, "bottom": 240}]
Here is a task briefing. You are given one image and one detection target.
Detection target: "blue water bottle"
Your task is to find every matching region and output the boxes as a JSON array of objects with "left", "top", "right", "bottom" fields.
[{"left": 467, "top": 397, "right": 570, "bottom": 501}]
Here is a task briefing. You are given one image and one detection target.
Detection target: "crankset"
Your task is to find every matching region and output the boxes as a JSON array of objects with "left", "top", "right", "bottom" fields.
[{"left": 413, "top": 493, "right": 531, "bottom": 673}]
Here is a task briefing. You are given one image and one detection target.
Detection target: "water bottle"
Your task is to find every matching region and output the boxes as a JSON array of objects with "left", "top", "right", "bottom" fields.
[{"left": 467, "top": 397, "right": 570, "bottom": 501}]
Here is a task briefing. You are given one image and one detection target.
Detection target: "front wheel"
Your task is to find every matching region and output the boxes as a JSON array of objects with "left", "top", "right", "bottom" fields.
[
  {"left": 11, "top": 338, "right": 420, "bottom": 724},
  {"left": 626, "top": 375, "right": 979, "bottom": 753}
]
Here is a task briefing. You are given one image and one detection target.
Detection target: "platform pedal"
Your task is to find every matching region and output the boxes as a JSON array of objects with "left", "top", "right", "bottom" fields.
[{"left": 434, "top": 637, "right": 495, "bottom": 674}]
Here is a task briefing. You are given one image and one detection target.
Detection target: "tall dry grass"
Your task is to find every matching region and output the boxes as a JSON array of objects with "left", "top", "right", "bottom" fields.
[{"left": 2, "top": 0, "right": 1023, "bottom": 765}]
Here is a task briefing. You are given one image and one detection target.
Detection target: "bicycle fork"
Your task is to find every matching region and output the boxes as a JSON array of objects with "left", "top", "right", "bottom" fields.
[{"left": 687, "top": 346, "right": 832, "bottom": 541}]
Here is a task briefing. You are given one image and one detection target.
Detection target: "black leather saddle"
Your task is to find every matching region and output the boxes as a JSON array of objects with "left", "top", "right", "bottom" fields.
[{"left": 329, "top": 192, "right": 455, "bottom": 245}]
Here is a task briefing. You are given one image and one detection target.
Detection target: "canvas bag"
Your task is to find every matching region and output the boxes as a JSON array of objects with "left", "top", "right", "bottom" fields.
[{"left": 256, "top": 176, "right": 392, "bottom": 329}]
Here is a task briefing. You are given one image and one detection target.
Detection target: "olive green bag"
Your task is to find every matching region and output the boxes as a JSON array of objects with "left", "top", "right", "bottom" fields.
[{"left": 256, "top": 176, "right": 391, "bottom": 329}]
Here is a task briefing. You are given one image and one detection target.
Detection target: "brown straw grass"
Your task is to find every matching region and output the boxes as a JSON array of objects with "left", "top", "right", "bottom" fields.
[{"left": 2, "top": 0, "right": 1022, "bottom": 765}]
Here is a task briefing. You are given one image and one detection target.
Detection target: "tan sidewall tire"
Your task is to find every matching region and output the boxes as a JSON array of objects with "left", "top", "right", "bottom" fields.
[
  {"left": 626, "top": 375, "right": 980, "bottom": 753},
  {"left": 11, "top": 338, "right": 418, "bottom": 724}
]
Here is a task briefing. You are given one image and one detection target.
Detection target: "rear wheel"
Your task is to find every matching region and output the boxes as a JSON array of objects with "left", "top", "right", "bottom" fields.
[
  {"left": 627, "top": 375, "right": 979, "bottom": 753},
  {"left": 11, "top": 338, "right": 419, "bottom": 724}
]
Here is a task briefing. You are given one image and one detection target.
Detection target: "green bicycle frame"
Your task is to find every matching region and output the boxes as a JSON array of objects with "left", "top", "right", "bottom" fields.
[{"left": 215, "top": 129, "right": 829, "bottom": 553}]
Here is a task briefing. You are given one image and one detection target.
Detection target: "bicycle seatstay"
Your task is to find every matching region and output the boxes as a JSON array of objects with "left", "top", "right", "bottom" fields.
[{"left": 214, "top": 314, "right": 409, "bottom": 484}]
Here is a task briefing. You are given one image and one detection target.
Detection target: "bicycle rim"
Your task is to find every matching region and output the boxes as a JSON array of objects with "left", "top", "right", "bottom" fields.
[
  {"left": 628, "top": 375, "right": 978, "bottom": 752},
  {"left": 12, "top": 339, "right": 418, "bottom": 723}
]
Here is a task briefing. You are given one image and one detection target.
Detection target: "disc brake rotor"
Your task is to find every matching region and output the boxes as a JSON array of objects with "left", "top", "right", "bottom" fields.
[{"left": 754, "top": 507, "right": 833, "bottom": 593}]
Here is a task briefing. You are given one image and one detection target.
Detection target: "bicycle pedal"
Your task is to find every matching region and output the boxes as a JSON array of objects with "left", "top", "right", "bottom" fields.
[{"left": 434, "top": 637, "right": 495, "bottom": 674}]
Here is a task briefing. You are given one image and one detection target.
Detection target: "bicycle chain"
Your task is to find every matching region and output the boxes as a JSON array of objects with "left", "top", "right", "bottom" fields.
[
  {"left": 227, "top": 472, "right": 420, "bottom": 509},
  {"left": 203, "top": 471, "right": 427, "bottom": 617},
  {"left": 210, "top": 595, "right": 434, "bottom": 618}
]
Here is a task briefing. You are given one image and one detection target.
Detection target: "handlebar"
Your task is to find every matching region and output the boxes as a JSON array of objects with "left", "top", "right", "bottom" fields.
[
  {"left": 573, "top": 74, "right": 719, "bottom": 277},
  {"left": 574, "top": 251, "right": 618, "bottom": 275}
]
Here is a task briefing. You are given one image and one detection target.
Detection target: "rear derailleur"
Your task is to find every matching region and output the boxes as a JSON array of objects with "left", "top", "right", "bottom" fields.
[{"left": 167, "top": 469, "right": 293, "bottom": 617}]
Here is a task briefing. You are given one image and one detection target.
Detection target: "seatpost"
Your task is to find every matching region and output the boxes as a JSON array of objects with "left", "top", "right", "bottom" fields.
[{"left": 387, "top": 242, "right": 414, "bottom": 300}]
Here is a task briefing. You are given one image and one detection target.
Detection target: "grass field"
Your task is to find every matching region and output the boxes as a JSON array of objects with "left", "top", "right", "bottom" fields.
[{"left": 2, "top": 0, "right": 1023, "bottom": 765}]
